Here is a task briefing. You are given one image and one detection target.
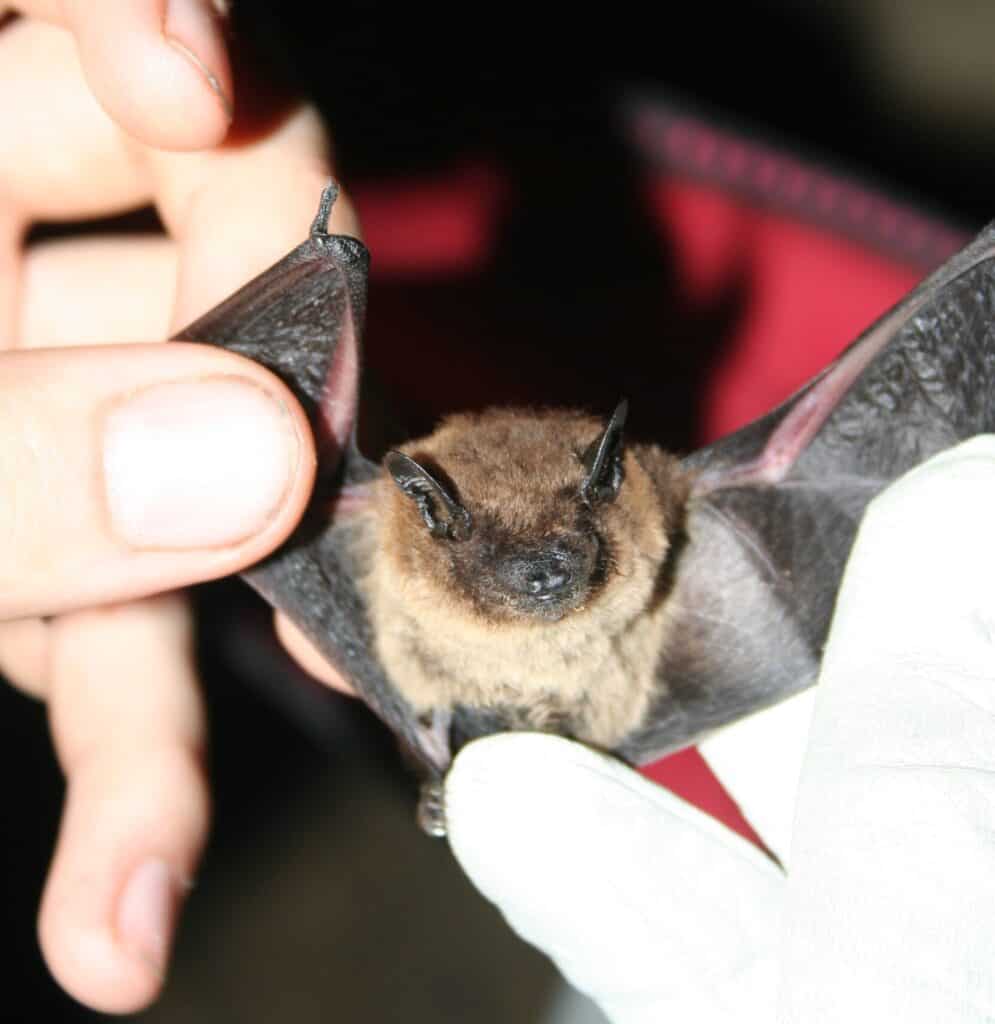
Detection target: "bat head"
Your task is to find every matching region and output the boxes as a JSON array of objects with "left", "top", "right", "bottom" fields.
[{"left": 379, "top": 401, "right": 672, "bottom": 625}]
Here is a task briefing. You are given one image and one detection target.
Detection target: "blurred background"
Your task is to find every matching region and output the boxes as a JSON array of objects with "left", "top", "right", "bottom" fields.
[{"left": 4, "top": 0, "right": 995, "bottom": 1019}]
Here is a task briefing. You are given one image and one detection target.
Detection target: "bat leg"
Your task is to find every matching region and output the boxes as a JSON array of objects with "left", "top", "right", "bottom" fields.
[
  {"left": 412, "top": 709, "right": 453, "bottom": 835},
  {"left": 415, "top": 707, "right": 452, "bottom": 771}
]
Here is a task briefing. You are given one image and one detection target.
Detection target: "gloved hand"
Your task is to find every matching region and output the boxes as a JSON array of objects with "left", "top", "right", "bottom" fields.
[{"left": 445, "top": 436, "right": 995, "bottom": 1023}]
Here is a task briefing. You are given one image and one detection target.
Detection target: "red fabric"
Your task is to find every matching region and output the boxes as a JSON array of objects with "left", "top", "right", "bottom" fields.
[
  {"left": 354, "top": 163, "right": 509, "bottom": 278},
  {"left": 353, "top": 161, "right": 933, "bottom": 847}
]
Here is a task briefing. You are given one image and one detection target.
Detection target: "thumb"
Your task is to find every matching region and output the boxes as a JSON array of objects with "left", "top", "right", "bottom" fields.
[
  {"left": 446, "top": 734, "right": 784, "bottom": 1024},
  {"left": 0, "top": 342, "right": 313, "bottom": 619}
]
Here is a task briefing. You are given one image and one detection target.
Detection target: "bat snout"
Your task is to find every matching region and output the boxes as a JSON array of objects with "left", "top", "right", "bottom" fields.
[{"left": 497, "top": 538, "right": 595, "bottom": 619}]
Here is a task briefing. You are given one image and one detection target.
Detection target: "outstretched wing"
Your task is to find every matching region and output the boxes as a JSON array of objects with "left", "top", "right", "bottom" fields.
[{"left": 618, "top": 221, "right": 995, "bottom": 764}]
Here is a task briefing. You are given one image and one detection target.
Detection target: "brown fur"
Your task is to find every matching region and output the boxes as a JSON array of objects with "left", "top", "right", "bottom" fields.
[{"left": 361, "top": 408, "right": 691, "bottom": 748}]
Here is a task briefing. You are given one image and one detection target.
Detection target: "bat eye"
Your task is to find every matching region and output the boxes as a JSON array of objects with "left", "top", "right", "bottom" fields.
[
  {"left": 580, "top": 399, "right": 628, "bottom": 505},
  {"left": 385, "top": 451, "right": 472, "bottom": 541}
]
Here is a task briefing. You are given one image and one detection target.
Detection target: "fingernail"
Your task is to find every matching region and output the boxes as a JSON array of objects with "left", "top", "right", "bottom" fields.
[
  {"left": 117, "top": 859, "right": 182, "bottom": 972},
  {"left": 165, "top": 0, "right": 233, "bottom": 121},
  {"left": 103, "top": 376, "right": 298, "bottom": 550}
]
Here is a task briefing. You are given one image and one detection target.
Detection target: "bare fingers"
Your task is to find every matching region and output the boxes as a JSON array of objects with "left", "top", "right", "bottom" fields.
[
  {"left": 0, "top": 9, "right": 342, "bottom": 1015},
  {"left": 40, "top": 596, "right": 208, "bottom": 1013},
  {"left": 10, "top": 0, "right": 232, "bottom": 150},
  {"left": 0, "top": 343, "right": 314, "bottom": 621},
  {"left": 0, "top": 17, "right": 354, "bottom": 334},
  {"left": 17, "top": 236, "right": 177, "bottom": 349},
  {"left": 0, "top": 276, "right": 316, "bottom": 1010},
  {"left": 275, "top": 612, "right": 356, "bottom": 696}
]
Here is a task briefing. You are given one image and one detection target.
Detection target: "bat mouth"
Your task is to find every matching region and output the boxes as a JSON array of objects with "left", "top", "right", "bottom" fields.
[{"left": 516, "top": 591, "right": 586, "bottom": 621}]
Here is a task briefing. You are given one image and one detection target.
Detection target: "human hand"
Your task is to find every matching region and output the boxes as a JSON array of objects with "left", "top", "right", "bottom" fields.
[
  {"left": 446, "top": 437, "right": 995, "bottom": 1023},
  {"left": 1, "top": 5, "right": 359, "bottom": 1013}
]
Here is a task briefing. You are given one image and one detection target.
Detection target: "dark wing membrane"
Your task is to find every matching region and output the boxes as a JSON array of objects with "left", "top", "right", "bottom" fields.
[
  {"left": 618, "top": 222, "right": 995, "bottom": 764},
  {"left": 171, "top": 198, "right": 445, "bottom": 775},
  {"left": 242, "top": 518, "right": 445, "bottom": 777},
  {"left": 177, "top": 231, "right": 378, "bottom": 489}
]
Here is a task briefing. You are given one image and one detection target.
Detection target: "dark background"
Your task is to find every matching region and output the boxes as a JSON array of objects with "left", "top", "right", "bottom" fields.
[{"left": 4, "top": 1, "right": 995, "bottom": 1020}]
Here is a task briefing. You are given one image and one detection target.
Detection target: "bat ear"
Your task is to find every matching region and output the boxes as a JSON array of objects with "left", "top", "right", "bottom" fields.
[
  {"left": 385, "top": 451, "right": 473, "bottom": 541},
  {"left": 581, "top": 399, "right": 628, "bottom": 505}
]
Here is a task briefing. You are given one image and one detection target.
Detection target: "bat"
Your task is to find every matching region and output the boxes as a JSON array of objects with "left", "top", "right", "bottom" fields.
[{"left": 176, "top": 182, "right": 995, "bottom": 833}]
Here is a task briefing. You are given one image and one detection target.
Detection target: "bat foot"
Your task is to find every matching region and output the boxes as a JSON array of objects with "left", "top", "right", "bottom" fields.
[{"left": 416, "top": 781, "right": 447, "bottom": 838}]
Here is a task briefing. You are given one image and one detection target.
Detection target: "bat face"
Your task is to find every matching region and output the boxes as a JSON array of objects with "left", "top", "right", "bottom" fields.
[
  {"left": 363, "top": 402, "right": 691, "bottom": 747},
  {"left": 384, "top": 406, "right": 627, "bottom": 624},
  {"left": 385, "top": 451, "right": 602, "bottom": 624}
]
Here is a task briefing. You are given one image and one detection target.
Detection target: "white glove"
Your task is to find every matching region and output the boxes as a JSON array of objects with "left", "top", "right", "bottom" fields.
[{"left": 445, "top": 437, "right": 995, "bottom": 1024}]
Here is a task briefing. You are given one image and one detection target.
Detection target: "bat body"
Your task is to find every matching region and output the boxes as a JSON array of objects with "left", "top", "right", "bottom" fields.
[
  {"left": 176, "top": 183, "right": 995, "bottom": 817},
  {"left": 369, "top": 406, "right": 689, "bottom": 750}
]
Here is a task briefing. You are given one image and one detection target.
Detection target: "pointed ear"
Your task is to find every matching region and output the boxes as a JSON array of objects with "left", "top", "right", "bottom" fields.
[
  {"left": 581, "top": 399, "right": 628, "bottom": 505},
  {"left": 385, "top": 451, "right": 472, "bottom": 541}
]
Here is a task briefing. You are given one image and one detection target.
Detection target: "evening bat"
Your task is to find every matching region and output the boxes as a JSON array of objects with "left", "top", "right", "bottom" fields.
[{"left": 176, "top": 183, "right": 995, "bottom": 827}]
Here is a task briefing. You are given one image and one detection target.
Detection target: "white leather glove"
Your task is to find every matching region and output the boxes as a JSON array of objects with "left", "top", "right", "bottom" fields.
[{"left": 445, "top": 437, "right": 995, "bottom": 1023}]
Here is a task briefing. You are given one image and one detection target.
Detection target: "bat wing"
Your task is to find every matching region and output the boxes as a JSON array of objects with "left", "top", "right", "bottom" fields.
[
  {"left": 175, "top": 184, "right": 448, "bottom": 778},
  {"left": 617, "top": 220, "right": 995, "bottom": 764}
]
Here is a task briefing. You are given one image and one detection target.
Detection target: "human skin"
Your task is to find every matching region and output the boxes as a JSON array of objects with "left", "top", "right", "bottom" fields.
[{"left": 0, "top": 3, "right": 358, "bottom": 1013}]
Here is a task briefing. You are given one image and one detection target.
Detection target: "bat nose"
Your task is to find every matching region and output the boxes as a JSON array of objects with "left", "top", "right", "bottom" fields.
[
  {"left": 524, "top": 566, "right": 571, "bottom": 596},
  {"left": 502, "top": 541, "right": 586, "bottom": 602}
]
